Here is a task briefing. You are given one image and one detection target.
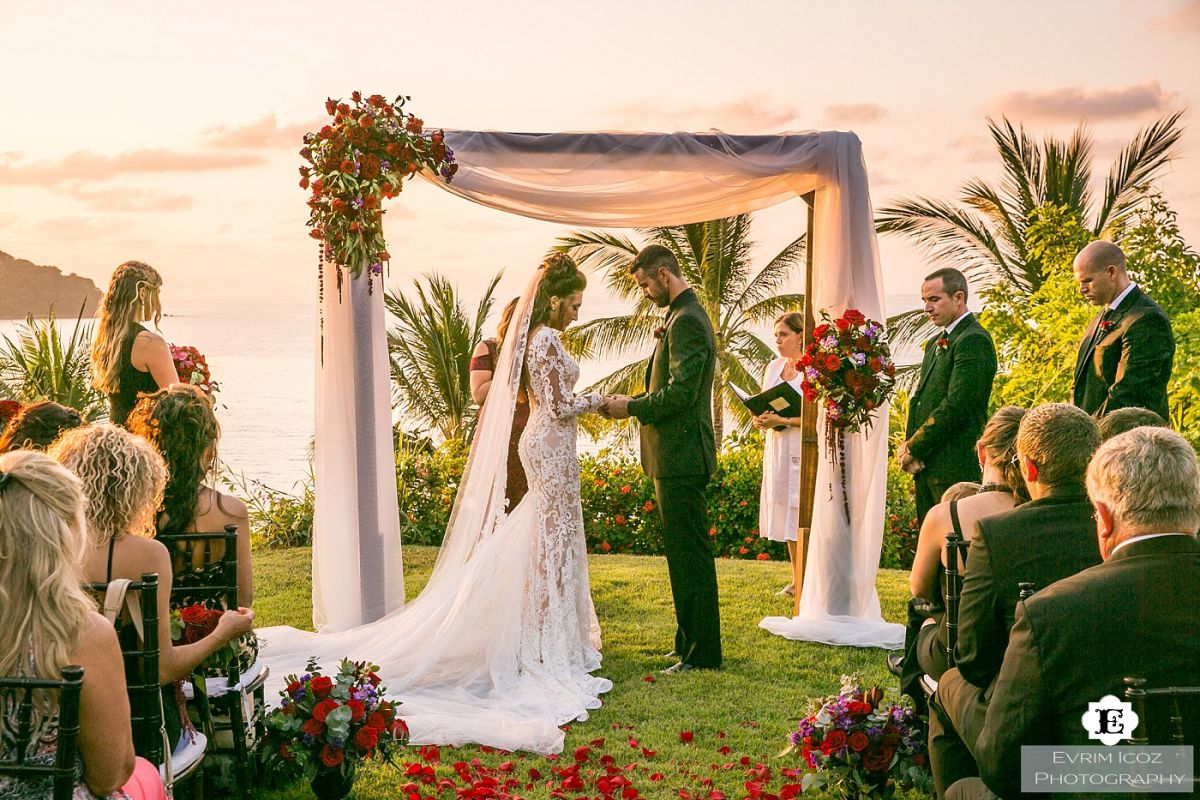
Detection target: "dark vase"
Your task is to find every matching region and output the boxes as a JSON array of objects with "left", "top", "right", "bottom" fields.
[{"left": 310, "top": 762, "right": 356, "bottom": 800}]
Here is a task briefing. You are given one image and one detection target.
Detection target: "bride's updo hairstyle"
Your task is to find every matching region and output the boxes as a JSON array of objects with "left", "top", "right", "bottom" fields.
[
  {"left": 91, "top": 260, "right": 164, "bottom": 395},
  {"left": 527, "top": 253, "right": 587, "bottom": 332}
]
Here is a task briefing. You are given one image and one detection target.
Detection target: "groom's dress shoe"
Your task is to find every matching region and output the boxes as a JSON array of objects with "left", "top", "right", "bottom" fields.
[{"left": 660, "top": 662, "right": 697, "bottom": 675}]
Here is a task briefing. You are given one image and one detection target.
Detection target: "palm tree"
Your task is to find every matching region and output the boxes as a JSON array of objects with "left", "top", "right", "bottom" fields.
[
  {"left": 557, "top": 214, "right": 806, "bottom": 443},
  {"left": 0, "top": 303, "right": 105, "bottom": 419},
  {"left": 385, "top": 271, "right": 500, "bottom": 443},
  {"left": 876, "top": 112, "right": 1184, "bottom": 347}
]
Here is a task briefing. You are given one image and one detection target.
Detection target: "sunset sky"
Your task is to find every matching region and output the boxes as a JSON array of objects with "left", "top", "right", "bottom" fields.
[{"left": 2, "top": 0, "right": 1199, "bottom": 315}]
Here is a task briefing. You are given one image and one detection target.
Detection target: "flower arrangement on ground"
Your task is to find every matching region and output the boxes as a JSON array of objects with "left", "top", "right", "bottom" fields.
[
  {"left": 259, "top": 657, "right": 409, "bottom": 797},
  {"left": 786, "top": 676, "right": 930, "bottom": 798},
  {"left": 797, "top": 308, "right": 896, "bottom": 519},
  {"left": 301, "top": 91, "right": 458, "bottom": 288},
  {"left": 170, "top": 344, "right": 218, "bottom": 394}
]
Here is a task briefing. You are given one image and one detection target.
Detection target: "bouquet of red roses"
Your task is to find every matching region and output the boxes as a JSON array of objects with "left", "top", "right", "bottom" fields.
[
  {"left": 170, "top": 344, "right": 219, "bottom": 394},
  {"left": 259, "top": 657, "right": 409, "bottom": 791},
  {"left": 787, "top": 676, "right": 930, "bottom": 798},
  {"left": 170, "top": 603, "right": 238, "bottom": 671}
]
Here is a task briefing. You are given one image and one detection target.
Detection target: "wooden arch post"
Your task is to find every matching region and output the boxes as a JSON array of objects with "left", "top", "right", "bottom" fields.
[{"left": 794, "top": 190, "right": 819, "bottom": 614}]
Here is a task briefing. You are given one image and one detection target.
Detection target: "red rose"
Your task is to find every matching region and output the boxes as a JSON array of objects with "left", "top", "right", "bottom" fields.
[
  {"left": 822, "top": 730, "right": 847, "bottom": 755},
  {"left": 855, "top": 336, "right": 872, "bottom": 350},
  {"left": 367, "top": 712, "right": 387, "bottom": 731},
  {"left": 336, "top": 103, "right": 350, "bottom": 116},
  {"left": 310, "top": 676, "right": 334, "bottom": 698},
  {"left": 319, "top": 744, "right": 344, "bottom": 768},
  {"left": 301, "top": 718, "right": 325, "bottom": 736},
  {"left": 813, "top": 324, "right": 830, "bottom": 338},
  {"left": 351, "top": 91, "right": 362, "bottom": 103},
  {"left": 431, "top": 130, "right": 445, "bottom": 145},
  {"left": 179, "top": 604, "right": 208, "bottom": 626},
  {"left": 848, "top": 731, "right": 869, "bottom": 752},
  {"left": 325, "top": 99, "right": 338, "bottom": 116},
  {"left": 824, "top": 354, "right": 841, "bottom": 372},
  {"left": 835, "top": 318, "right": 851, "bottom": 332},
  {"left": 312, "top": 698, "right": 339, "bottom": 722},
  {"left": 799, "top": 353, "right": 813, "bottom": 367},
  {"left": 286, "top": 680, "right": 301, "bottom": 694},
  {"left": 868, "top": 356, "right": 882, "bottom": 373},
  {"left": 843, "top": 309, "right": 867, "bottom": 325},
  {"left": 340, "top": 159, "right": 355, "bottom": 174},
  {"left": 353, "top": 725, "right": 379, "bottom": 751},
  {"left": 861, "top": 744, "right": 891, "bottom": 773},
  {"left": 347, "top": 699, "right": 365, "bottom": 721},
  {"left": 390, "top": 718, "right": 410, "bottom": 741},
  {"left": 319, "top": 125, "right": 334, "bottom": 139},
  {"left": 278, "top": 742, "right": 294, "bottom": 760}
]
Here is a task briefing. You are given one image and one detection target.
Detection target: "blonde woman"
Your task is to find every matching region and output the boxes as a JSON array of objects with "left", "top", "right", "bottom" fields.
[
  {"left": 90, "top": 262, "right": 179, "bottom": 426},
  {"left": 752, "top": 312, "right": 806, "bottom": 595},
  {"left": 49, "top": 425, "right": 254, "bottom": 746},
  {"left": 0, "top": 450, "right": 166, "bottom": 800}
]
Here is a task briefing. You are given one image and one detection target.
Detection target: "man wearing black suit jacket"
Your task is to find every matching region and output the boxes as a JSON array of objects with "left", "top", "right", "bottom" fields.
[
  {"left": 943, "top": 427, "right": 1200, "bottom": 800},
  {"left": 902, "top": 268, "right": 998, "bottom": 525},
  {"left": 1073, "top": 240, "right": 1175, "bottom": 420},
  {"left": 928, "top": 403, "right": 1103, "bottom": 797}
]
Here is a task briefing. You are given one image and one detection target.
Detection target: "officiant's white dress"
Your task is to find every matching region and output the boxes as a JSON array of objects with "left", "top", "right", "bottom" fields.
[{"left": 259, "top": 301, "right": 611, "bottom": 753}]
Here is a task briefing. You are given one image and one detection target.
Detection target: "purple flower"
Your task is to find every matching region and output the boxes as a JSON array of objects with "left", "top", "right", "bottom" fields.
[
  {"left": 380, "top": 160, "right": 391, "bottom": 172},
  {"left": 821, "top": 335, "right": 838, "bottom": 350},
  {"left": 351, "top": 197, "right": 364, "bottom": 209},
  {"left": 370, "top": 262, "right": 383, "bottom": 276},
  {"left": 850, "top": 352, "right": 867, "bottom": 366}
]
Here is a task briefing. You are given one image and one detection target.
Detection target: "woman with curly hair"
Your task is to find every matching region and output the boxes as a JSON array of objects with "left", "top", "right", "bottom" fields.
[
  {"left": 0, "top": 400, "right": 85, "bottom": 453},
  {"left": 90, "top": 261, "right": 179, "bottom": 426},
  {"left": 0, "top": 450, "right": 167, "bottom": 800},
  {"left": 49, "top": 426, "right": 254, "bottom": 706},
  {"left": 126, "top": 384, "right": 252, "bottom": 606}
]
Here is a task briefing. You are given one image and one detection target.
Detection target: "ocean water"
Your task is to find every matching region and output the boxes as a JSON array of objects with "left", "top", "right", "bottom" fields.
[{"left": 2, "top": 293, "right": 922, "bottom": 492}]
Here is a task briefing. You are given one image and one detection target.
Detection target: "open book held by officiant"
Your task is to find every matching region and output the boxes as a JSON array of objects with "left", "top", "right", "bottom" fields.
[{"left": 729, "top": 380, "right": 803, "bottom": 430}]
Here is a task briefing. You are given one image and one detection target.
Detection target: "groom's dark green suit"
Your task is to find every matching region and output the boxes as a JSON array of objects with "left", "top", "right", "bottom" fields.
[{"left": 628, "top": 288, "right": 722, "bottom": 668}]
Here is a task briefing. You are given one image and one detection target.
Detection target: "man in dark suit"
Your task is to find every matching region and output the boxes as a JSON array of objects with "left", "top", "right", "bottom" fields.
[
  {"left": 603, "top": 244, "right": 721, "bottom": 672},
  {"left": 942, "top": 427, "right": 1200, "bottom": 800},
  {"left": 928, "top": 403, "right": 1104, "bottom": 797},
  {"left": 1072, "top": 240, "right": 1175, "bottom": 420},
  {"left": 901, "top": 268, "right": 998, "bottom": 525}
]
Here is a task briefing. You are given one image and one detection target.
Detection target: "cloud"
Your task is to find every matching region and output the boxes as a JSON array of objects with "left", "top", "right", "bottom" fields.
[
  {"left": 65, "top": 185, "right": 194, "bottom": 213},
  {"left": 947, "top": 134, "right": 995, "bottom": 163},
  {"left": 25, "top": 215, "right": 134, "bottom": 242},
  {"left": 0, "top": 148, "right": 264, "bottom": 187},
  {"left": 1147, "top": 0, "right": 1200, "bottom": 36},
  {"left": 200, "top": 114, "right": 324, "bottom": 150},
  {"left": 607, "top": 94, "right": 802, "bottom": 132},
  {"left": 825, "top": 103, "right": 887, "bottom": 124},
  {"left": 989, "top": 81, "right": 1180, "bottom": 122}
]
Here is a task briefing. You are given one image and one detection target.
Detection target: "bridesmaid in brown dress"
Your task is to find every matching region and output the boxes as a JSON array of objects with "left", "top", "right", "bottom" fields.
[{"left": 470, "top": 297, "right": 530, "bottom": 508}]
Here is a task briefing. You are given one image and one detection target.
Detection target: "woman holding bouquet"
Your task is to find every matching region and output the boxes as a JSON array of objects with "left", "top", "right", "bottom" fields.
[
  {"left": 752, "top": 312, "right": 806, "bottom": 595},
  {"left": 91, "top": 261, "right": 179, "bottom": 426}
]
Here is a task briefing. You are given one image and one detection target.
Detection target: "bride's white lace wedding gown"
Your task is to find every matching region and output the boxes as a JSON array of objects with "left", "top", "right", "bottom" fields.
[{"left": 259, "top": 324, "right": 610, "bottom": 755}]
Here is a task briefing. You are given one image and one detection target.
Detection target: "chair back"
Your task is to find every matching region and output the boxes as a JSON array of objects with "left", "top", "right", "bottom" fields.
[
  {"left": 0, "top": 665, "right": 85, "bottom": 800},
  {"left": 943, "top": 532, "right": 971, "bottom": 666},
  {"left": 1017, "top": 581, "right": 1036, "bottom": 603},
  {"left": 155, "top": 525, "right": 240, "bottom": 679},
  {"left": 85, "top": 572, "right": 163, "bottom": 764},
  {"left": 1124, "top": 676, "right": 1200, "bottom": 796}
]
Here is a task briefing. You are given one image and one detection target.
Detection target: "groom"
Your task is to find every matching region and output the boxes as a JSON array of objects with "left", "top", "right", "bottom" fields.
[{"left": 605, "top": 245, "right": 722, "bottom": 673}]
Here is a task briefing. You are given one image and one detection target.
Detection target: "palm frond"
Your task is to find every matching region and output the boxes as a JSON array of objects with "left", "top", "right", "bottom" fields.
[
  {"left": 876, "top": 196, "right": 1017, "bottom": 288},
  {"left": 885, "top": 308, "right": 937, "bottom": 358},
  {"left": 561, "top": 313, "right": 663, "bottom": 361},
  {"left": 729, "top": 232, "right": 806, "bottom": 318},
  {"left": 732, "top": 293, "right": 807, "bottom": 331},
  {"left": 1095, "top": 110, "right": 1185, "bottom": 236},
  {"left": 988, "top": 116, "right": 1041, "bottom": 222},
  {"left": 557, "top": 230, "right": 643, "bottom": 300}
]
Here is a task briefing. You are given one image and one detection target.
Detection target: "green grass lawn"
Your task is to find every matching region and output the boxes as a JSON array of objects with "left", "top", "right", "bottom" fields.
[{"left": 251, "top": 547, "right": 928, "bottom": 799}]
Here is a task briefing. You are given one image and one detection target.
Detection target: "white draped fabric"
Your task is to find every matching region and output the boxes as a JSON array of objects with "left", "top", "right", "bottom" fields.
[
  {"left": 312, "top": 269, "right": 403, "bottom": 631},
  {"left": 418, "top": 129, "right": 902, "bottom": 648}
]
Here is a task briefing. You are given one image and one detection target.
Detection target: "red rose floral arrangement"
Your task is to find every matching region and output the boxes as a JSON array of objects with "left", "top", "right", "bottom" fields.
[
  {"left": 259, "top": 657, "right": 409, "bottom": 795},
  {"left": 169, "top": 345, "right": 218, "bottom": 394},
  {"left": 301, "top": 92, "right": 458, "bottom": 295},
  {"left": 786, "top": 676, "right": 931, "bottom": 798},
  {"left": 797, "top": 308, "right": 896, "bottom": 520}
]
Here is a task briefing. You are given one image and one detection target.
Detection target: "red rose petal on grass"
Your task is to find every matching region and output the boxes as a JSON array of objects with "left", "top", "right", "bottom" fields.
[
  {"left": 498, "top": 761, "right": 514, "bottom": 772},
  {"left": 679, "top": 731, "right": 694, "bottom": 744},
  {"left": 717, "top": 745, "right": 731, "bottom": 754},
  {"left": 589, "top": 737, "right": 606, "bottom": 747},
  {"left": 643, "top": 675, "right": 656, "bottom": 683},
  {"left": 528, "top": 768, "right": 542, "bottom": 780},
  {"left": 574, "top": 746, "right": 591, "bottom": 763},
  {"left": 650, "top": 773, "right": 664, "bottom": 782},
  {"left": 627, "top": 737, "right": 639, "bottom": 748},
  {"left": 708, "top": 791, "right": 727, "bottom": 800},
  {"left": 641, "top": 747, "right": 656, "bottom": 757},
  {"left": 622, "top": 787, "right": 639, "bottom": 799}
]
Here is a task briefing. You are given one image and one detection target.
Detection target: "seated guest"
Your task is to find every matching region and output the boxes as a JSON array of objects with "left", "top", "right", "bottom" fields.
[
  {"left": 49, "top": 425, "right": 254, "bottom": 747},
  {"left": 0, "top": 450, "right": 166, "bottom": 799},
  {"left": 127, "top": 385, "right": 252, "bottom": 606},
  {"left": 939, "top": 481, "right": 982, "bottom": 503},
  {"left": 943, "top": 427, "right": 1200, "bottom": 800},
  {"left": 899, "top": 407, "right": 1026, "bottom": 699},
  {"left": 0, "top": 400, "right": 84, "bottom": 452},
  {"left": 1098, "top": 405, "right": 1168, "bottom": 441},
  {"left": 929, "top": 403, "right": 1104, "bottom": 797}
]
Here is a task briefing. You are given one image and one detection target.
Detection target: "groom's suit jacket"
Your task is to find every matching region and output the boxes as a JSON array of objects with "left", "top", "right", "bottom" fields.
[
  {"left": 628, "top": 288, "right": 717, "bottom": 478},
  {"left": 1073, "top": 285, "right": 1175, "bottom": 420}
]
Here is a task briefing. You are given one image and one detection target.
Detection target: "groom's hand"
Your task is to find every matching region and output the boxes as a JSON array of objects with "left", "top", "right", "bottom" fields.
[{"left": 606, "top": 395, "right": 632, "bottom": 419}]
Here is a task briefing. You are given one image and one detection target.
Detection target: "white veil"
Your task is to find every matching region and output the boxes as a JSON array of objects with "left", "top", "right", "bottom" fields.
[{"left": 259, "top": 266, "right": 604, "bottom": 754}]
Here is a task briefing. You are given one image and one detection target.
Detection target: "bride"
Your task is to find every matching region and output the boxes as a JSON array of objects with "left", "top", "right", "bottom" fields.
[{"left": 260, "top": 254, "right": 610, "bottom": 754}]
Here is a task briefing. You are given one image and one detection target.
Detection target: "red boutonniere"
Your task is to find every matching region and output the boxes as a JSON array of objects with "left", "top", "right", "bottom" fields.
[
  {"left": 653, "top": 326, "right": 666, "bottom": 340},
  {"left": 1099, "top": 319, "right": 1115, "bottom": 332},
  {"left": 935, "top": 337, "right": 950, "bottom": 351}
]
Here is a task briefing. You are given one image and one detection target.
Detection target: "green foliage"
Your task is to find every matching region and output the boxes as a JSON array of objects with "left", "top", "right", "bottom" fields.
[
  {"left": 1123, "top": 190, "right": 1200, "bottom": 317},
  {"left": 0, "top": 304, "right": 105, "bottom": 419},
  {"left": 226, "top": 469, "right": 315, "bottom": 549},
  {"left": 385, "top": 271, "right": 500, "bottom": 443},
  {"left": 883, "top": 393, "right": 918, "bottom": 570},
  {"left": 1167, "top": 310, "right": 1200, "bottom": 447},
  {"left": 394, "top": 433, "right": 469, "bottom": 545}
]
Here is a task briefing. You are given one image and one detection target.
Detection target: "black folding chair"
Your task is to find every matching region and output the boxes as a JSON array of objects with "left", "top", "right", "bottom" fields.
[{"left": 0, "top": 665, "right": 84, "bottom": 800}]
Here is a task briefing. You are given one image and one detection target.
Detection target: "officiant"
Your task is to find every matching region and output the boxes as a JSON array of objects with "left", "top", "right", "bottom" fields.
[{"left": 753, "top": 312, "right": 807, "bottom": 595}]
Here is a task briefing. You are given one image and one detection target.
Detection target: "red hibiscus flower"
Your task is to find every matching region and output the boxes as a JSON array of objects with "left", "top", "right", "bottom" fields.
[
  {"left": 310, "top": 676, "right": 334, "bottom": 698},
  {"left": 312, "top": 699, "right": 340, "bottom": 722},
  {"left": 353, "top": 725, "right": 379, "bottom": 751},
  {"left": 319, "top": 744, "right": 344, "bottom": 768},
  {"left": 799, "top": 353, "right": 813, "bottom": 367},
  {"left": 848, "top": 731, "right": 869, "bottom": 752}
]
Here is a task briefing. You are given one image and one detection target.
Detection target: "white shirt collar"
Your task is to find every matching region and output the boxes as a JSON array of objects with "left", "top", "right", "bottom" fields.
[
  {"left": 1109, "top": 531, "right": 1191, "bottom": 557},
  {"left": 945, "top": 310, "right": 972, "bottom": 334},
  {"left": 1108, "top": 282, "right": 1137, "bottom": 312}
]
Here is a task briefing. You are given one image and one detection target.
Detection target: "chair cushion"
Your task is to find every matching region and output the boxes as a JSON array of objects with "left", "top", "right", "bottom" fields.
[{"left": 161, "top": 729, "right": 207, "bottom": 782}]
